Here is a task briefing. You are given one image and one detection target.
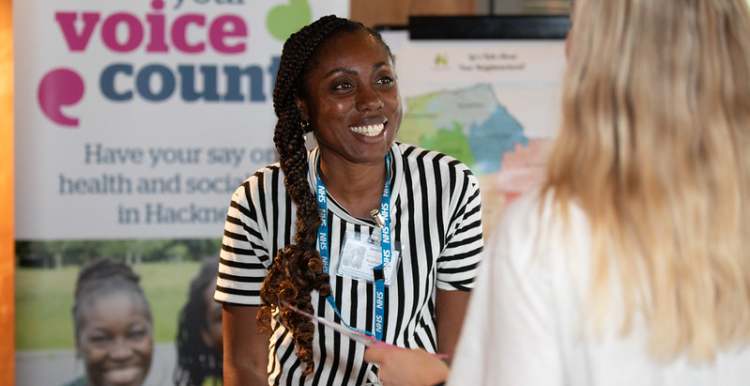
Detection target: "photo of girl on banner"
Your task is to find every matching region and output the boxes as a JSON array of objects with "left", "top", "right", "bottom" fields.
[{"left": 65, "top": 258, "right": 154, "bottom": 386}]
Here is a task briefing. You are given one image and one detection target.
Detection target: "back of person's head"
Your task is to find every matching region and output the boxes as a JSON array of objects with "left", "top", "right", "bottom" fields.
[
  {"left": 174, "top": 257, "right": 222, "bottom": 386},
  {"left": 258, "top": 15, "right": 393, "bottom": 376},
  {"left": 545, "top": 0, "right": 750, "bottom": 362}
]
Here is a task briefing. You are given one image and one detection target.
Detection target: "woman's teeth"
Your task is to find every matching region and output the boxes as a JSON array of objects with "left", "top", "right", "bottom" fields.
[
  {"left": 349, "top": 123, "right": 385, "bottom": 137},
  {"left": 105, "top": 367, "right": 141, "bottom": 384}
]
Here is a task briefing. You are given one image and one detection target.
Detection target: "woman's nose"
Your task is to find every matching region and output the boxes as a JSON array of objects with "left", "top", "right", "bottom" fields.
[
  {"left": 355, "top": 85, "right": 383, "bottom": 111},
  {"left": 109, "top": 338, "right": 134, "bottom": 360}
]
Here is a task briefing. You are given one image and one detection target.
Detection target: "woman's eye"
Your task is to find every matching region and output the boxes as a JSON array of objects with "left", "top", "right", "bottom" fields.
[
  {"left": 127, "top": 329, "right": 147, "bottom": 340},
  {"left": 89, "top": 335, "right": 110, "bottom": 345},
  {"left": 377, "top": 77, "right": 394, "bottom": 85},
  {"left": 333, "top": 82, "right": 353, "bottom": 90}
]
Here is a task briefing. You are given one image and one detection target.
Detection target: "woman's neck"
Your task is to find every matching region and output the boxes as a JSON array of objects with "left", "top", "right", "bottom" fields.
[{"left": 318, "top": 155, "right": 388, "bottom": 219}]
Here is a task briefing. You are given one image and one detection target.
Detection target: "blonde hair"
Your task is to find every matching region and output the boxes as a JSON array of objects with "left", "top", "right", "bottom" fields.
[{"left": 544, "top": 0, "right": 750, "bottom": 361}]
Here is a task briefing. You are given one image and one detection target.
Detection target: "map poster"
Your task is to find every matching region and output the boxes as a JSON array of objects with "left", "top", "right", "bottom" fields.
[
  {"left": 14, "top": 1, "right": 348, "bottom": 385},
  {"left": 382, "top": 29, "right": 567, "bottom": 235}
]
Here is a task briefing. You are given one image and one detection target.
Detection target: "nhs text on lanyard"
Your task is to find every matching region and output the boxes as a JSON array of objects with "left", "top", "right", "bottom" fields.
[{"left": 316, "top": 154, "right": 392, "bottom": 341}]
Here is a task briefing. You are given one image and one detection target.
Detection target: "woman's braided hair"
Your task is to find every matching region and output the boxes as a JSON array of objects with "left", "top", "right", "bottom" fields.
[{"left": 257, "top": 15, "right": 393, "bottom": 376}]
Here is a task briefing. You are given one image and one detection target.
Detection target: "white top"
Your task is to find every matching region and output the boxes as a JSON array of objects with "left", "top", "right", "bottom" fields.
[{"left": 448, "top": 189, "right": 750, "bottom": 386}]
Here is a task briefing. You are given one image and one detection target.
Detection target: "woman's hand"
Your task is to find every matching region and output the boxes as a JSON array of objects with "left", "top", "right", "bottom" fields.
[{"left": 364, "top": 347, "right": 449, "bottom": 386}]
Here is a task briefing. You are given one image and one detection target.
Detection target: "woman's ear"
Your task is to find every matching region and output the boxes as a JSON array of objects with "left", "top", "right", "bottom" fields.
[{"left": 296, "top": 97, "right": 309, "bottom": 121}]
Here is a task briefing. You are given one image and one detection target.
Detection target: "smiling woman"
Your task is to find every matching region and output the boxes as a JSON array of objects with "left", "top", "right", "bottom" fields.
[
  {"left": 296, "top": 28, "right": 402, "bottom": 186},
  {"left": 214, "top": 15, "right": 485, "bottom": 386},
  {"left": 64, "top": 258, "right": 153, "bottom": 386}
]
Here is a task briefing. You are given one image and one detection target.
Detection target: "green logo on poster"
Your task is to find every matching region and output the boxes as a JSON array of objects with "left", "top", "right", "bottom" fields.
[
  {"left": 266, "top": 0, "right": 312, "bottom": 41},
  {"left": 435, "top": 54, "right": 448, "bottom": 66}
]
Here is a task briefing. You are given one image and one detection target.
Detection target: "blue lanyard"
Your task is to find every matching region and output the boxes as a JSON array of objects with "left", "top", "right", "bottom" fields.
[{"left": 316, "top": 153, "right": 391, "bottom": 341}]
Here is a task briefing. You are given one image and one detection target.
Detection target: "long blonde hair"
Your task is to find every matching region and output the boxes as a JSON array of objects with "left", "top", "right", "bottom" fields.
[{"left": 544, "top": 0, "right": 750, "bottom": 361}]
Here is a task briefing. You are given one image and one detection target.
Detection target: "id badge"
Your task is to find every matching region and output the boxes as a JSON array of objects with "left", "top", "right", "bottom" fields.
[{"left": 337, "top": 231, "right": 401, "bottom": 286}]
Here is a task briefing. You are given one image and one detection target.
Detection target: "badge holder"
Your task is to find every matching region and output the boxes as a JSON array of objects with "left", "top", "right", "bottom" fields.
[{"left": 337, "top": 231, "right": 401, "bottom": 285}]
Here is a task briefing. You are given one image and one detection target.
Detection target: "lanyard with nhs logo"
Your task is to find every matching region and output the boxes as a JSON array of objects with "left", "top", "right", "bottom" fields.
[{"left": 315, "top": 153, "right": 391, "bottom": 341}]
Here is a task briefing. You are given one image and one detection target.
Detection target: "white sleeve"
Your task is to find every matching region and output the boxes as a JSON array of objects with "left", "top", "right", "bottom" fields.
[{"left": 447, "top": 193, "right": 563, "bottom": 386}]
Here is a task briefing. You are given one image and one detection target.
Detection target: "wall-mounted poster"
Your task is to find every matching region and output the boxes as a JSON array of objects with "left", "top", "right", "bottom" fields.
[
  {"left": 14, "top": 1, "right": 349, "bottom": 385},
  {"left": 382, "top": 16, "right": 569, "bottom": 235}
]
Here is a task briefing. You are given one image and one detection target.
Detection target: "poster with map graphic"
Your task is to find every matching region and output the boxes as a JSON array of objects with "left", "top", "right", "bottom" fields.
[{"left": 382, "top": 29, "right": 567, "bottom": 235}]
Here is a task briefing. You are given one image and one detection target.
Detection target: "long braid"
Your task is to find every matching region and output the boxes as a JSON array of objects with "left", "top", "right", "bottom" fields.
[
  {"left": 259, "top": 15, "right": 395, "bottom": 376},
  {"left": 258, "top": 15, "right": 366, "bottom": 376}
]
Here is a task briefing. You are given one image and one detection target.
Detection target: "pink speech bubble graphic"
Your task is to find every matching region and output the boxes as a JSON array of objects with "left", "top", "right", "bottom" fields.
[{"left": 38, "top": 68, "right": 85, "bottom": 127}]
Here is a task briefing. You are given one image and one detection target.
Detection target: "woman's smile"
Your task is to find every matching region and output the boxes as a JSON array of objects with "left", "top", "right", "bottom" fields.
[
  {"left": 348, "top": 118, "right": 387, "bottom": 137},
  {"left": 103, "top": 366, "right": 144, "bottom": 385}
]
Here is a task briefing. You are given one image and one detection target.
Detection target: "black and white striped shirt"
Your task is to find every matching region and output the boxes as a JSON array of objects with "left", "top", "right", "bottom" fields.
[{"left": 215, "top": 142, "right": 484, "bottom": 385}]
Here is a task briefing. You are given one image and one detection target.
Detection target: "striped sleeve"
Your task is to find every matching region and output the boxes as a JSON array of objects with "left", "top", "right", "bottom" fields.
[
  {"left": 214, "top": 171, "right": 274, "bottom": 306},
  {"left": 436, "top": 165, "right": 484, "bottom": 291}
]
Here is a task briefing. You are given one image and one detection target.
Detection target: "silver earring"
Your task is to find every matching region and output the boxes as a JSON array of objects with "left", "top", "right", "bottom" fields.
[{"left": 300, "top": 120, "right": 310, "bottom": 141}]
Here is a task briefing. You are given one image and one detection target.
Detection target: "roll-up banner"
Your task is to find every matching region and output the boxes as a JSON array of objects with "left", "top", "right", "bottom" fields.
[{"left": 14, "top": 1, "right": 348, "bottom": 385}]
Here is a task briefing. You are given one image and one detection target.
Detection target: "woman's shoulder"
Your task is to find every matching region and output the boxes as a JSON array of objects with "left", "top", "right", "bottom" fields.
[
  {"left": 396, "top": 142, "right": 476, "bottom": 175},
  {"left": 229, "top": 162, "right": 286, "bottom": 202},
  {"left": 491, "top": 188, "right": 547, "bottom": 241},
  {"left": 501, "top": 188, "right": 586, "bottom": 227},
  {"left": 492, "top": 187, "right": 591, "bottom": 260},
  {"left": 248, "top": 161, "right": 283, "bottom": 180},
  {"left": 237, "top": 162, "right": 284, "bottom": 186}
]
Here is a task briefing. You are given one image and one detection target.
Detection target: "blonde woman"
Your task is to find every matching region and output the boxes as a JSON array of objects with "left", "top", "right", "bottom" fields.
[
  {"left": 366, "top": 0, "right": 750, "bottom": 384},
  {"left": 445, "top": 0, "right": 750, "bottom": 384}
]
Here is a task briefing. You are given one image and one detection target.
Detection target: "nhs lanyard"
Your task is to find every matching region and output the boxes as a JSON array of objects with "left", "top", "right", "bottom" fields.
[{"left": 316, "top": 153, "right": 392, "bottom": 341}]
